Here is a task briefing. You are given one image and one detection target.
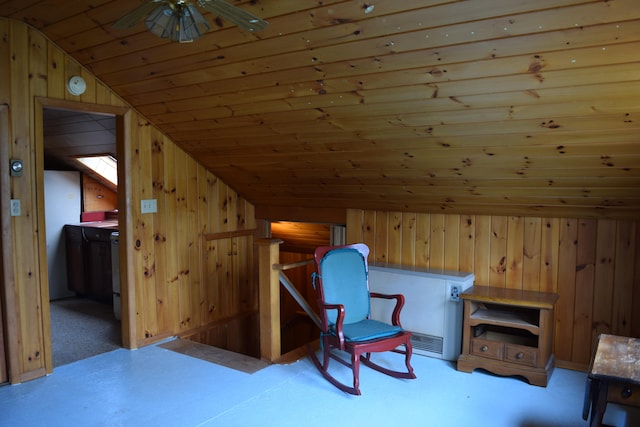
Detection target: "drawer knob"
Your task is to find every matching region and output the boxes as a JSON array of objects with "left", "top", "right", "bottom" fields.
[
  {"left": 621, "top": 387, "right": 633, "bottom": 399},
  {"left": 481, "top": 345, "right": 488, "bottom": 352},
  {"left": 516, "top": 352, "right": 524, "bottom": 360}
]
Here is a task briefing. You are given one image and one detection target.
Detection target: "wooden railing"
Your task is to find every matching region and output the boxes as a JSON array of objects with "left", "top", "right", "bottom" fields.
[{"left": 257, "top": 238, "right": 318, "bottom": 362}]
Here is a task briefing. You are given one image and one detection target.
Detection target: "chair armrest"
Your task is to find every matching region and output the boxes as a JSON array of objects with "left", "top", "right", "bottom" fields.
[
  {"left": 370, "top": 292, "right": 405, "bottom": 327},
  {"left": 318, "top": 302, "right": 346, "bottom": 347}
]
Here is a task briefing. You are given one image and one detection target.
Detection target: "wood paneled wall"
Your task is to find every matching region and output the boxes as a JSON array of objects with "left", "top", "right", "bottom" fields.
[
  {"left": 346, "top": 209, "right": 640, "bottom": 369},
  {"left": 0, "top": 19, "right": 255, "bottom": 383},
  {"left": 271, "top": 222, "right": 332, "bottom": 253},
  {"left": 82, "top": 175, "right": 117, "bottom": 213},
  {"left": 125, "top": 118, "right": 255, "bottom": 347},
  {"left": 189, "top": 233, "right": 259, "bottom": 357}
]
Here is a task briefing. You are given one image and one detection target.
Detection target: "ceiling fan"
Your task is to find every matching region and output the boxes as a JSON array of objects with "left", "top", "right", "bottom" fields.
[{"left": 112, "top": 0, "right": 268, "bottom": 43}]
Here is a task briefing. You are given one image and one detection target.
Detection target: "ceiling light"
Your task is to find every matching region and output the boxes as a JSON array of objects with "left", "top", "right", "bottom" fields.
[
  {"left": 112, "top": 0, "right": 268, "bottom": 41},
  {"left": 145, "top": 2, "right": 210, "bottom": 43}
]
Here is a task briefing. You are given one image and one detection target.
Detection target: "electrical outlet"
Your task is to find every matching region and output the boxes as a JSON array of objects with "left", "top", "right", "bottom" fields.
[
  {"left": 141, "top": 199, "right": 157, "bottom": 214},
  {"left": 10, "top": 199, "right": 21, "bottom": 217},
  {"left": 450, "top": 285, "right": 460, "bottom": 302}
]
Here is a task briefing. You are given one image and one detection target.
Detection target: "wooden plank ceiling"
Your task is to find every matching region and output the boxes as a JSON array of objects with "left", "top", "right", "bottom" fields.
[{"left": 2, "top": 0, "right": 640, "bottom": 219}]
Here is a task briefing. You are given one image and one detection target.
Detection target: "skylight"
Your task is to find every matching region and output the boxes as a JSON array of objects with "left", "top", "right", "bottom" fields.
[{"left": 76, "top": 155, "right": 118, "bottom": 186}]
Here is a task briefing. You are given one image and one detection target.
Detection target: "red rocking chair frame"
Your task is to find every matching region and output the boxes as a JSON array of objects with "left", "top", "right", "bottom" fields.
[{"left": 308, "top": 243, "right": 416, "bottom": 395}]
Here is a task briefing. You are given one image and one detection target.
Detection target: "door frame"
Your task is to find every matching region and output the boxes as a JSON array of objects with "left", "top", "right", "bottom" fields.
[
  {"left": 35, "top": 97, "right": 132, "bottom": 373},
  {"left": 0, "top": 105, "right": 11, "bottom": 383}
]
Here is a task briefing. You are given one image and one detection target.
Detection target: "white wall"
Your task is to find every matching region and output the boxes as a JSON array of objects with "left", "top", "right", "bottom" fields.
[{"left": 44, "top": 170, "right": 81, "bottom": 300}]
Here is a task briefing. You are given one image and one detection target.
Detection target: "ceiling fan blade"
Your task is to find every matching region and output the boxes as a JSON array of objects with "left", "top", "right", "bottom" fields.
[
  {"left": 198, "top": 0, "right": 268, "bottom": 32},
  {"left": 112, "top": 1, "right": 167, "bottom": 29}
]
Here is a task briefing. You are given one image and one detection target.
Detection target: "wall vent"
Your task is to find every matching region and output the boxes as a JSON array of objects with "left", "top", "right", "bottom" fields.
[
  {"left": 368, "top": 264, "right": 475, "bottom": 361},
  {"left": 411, "top": 333, "right": 443, "bottom": 355}
]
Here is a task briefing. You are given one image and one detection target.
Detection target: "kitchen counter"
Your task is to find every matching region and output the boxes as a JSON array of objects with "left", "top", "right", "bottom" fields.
[{"left": 69, "top": 220, "right": 118, "bottom": 230}]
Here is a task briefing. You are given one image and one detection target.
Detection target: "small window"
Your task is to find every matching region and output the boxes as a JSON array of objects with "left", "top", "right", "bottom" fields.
[{"left": 75, "top": 155, "right": 118, "bottom": 187}]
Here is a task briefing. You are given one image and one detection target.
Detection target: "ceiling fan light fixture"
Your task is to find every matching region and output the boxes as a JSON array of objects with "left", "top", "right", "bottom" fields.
[
  {"left": 145, "top": 4, "right": 176, "bottom": 37},
  {"left": 145, "top": 2, "right": 210, "bottom": 43},
  {"left": 113, "top": 0, "right": 268, "bottom": 41}
]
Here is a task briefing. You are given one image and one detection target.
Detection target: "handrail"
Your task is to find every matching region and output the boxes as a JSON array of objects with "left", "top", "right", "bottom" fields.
[
  {"left": 273, "top": 258, "right": 314, "bottom": 271},
  {"left": 278, "top": 271, "right": 321, "bottom": 328}
]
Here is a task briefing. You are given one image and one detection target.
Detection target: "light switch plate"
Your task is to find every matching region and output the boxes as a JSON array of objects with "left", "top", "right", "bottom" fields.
[
  {"left": 10, "top": 199, "right": 21, "bottom": 216},
  {"left": 141, "top": 199, "right": 157, "bottom": 214}
]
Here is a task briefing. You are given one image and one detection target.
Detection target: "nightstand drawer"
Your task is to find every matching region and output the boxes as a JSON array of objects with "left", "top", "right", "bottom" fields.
[
  {"left": 471, "top": 338, "right": 502, "bottom": 360},
  {"left": 504, "top": 343, "right": 537, "bottom": 367},
  {"left": 607, "top": 382, "right": 640, "bottom": 407}
]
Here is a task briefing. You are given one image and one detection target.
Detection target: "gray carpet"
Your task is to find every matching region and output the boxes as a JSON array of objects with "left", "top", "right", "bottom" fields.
[{"left": 49, "top": 297, "right": 121, "bottom": 367}]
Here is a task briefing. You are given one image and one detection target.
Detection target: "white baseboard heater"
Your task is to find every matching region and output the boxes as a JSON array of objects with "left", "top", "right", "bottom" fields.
[{"left": 368, "top": 263, "right": 474, "bottom": 361}]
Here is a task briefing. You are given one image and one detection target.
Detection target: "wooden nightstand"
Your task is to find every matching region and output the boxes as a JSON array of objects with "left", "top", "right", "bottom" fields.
[
  {"left": 583, "top": 334, "right": 640, "bottom": 426},
  {"left": 456, "top": 286, "right": 559, "bottom": 387}
]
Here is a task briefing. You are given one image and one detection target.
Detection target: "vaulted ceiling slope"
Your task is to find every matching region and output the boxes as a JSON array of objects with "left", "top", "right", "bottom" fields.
[{"left": 2, "top": 0, "right": 640, "bottom": 220}]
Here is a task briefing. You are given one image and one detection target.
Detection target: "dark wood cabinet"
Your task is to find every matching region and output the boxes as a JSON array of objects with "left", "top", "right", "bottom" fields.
[
  {"left": 83, "top": 227, "right": 114, "bottom": 303},
  {"left": 64, "top": 224, "right": 116, "bottom": 304},
  {"left": 65, "top": 225, "right": 86, "bottom": 295}
]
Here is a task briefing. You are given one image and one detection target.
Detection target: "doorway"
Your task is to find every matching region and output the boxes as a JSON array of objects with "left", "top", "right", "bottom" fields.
[{"left": 39, "top": 103, "right": 124, "bottom": 367}]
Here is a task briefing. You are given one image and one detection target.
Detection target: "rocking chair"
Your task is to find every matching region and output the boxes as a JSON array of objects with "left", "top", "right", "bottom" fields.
[{"left": 308, "top": 243, "right": 416, "bottom": 395}]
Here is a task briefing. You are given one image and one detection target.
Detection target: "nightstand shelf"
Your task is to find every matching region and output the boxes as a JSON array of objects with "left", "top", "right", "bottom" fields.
[
  {"left": 469, "top": 306, "right": 540, "bottom": 333},
  {"left": 457, "top": 286, "right": 559, "bottom": 387}
]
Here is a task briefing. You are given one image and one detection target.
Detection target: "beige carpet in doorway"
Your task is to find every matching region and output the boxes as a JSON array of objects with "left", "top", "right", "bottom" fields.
[{"left": 159, "top": 339, "right": 269, "bottom": 374}]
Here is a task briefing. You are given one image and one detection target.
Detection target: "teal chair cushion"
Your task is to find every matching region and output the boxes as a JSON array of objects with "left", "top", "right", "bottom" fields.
[
  {"left": 320, "top": 248, "right": 371, "bottom": 325},
  {"left": 333, "top": 319, "right": 402, "bottom": 342}
]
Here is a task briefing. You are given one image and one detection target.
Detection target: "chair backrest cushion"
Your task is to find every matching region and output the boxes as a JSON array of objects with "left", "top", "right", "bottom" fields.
[{"left": 319, "top": 247, "right": 370, "bottom": 325}]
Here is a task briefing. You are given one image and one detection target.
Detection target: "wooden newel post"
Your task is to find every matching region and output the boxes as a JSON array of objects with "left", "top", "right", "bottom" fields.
[{"left": 257, "top": 238, "right": 283, "bottom": 362}]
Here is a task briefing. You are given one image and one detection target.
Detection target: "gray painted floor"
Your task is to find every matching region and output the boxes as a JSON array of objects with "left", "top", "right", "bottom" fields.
[{"left": 1, "top": 341, "right": 637, "bottom": 427}]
